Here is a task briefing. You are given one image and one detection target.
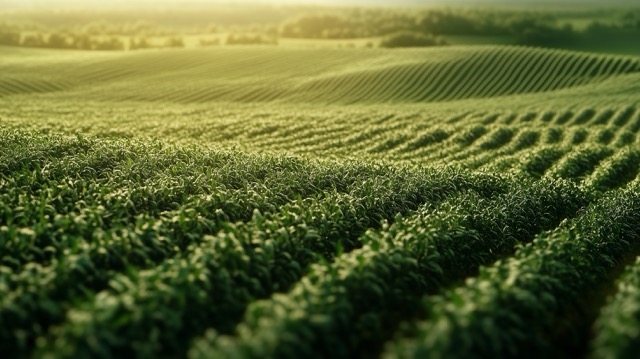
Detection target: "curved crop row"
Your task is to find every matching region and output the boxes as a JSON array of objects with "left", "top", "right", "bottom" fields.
[
  {"left": 26, "top": 174, "right": 504, "bottom": 358},
  {"left": 188, "top": 178, "right": 591, "bottom": 359},
  {"left": 290, "top": 46, "right": 640, "bottom": 104},
  {"left": 545, "top": 145, "right": 614, "bottom": 181},
  {"left": 384, "top": 185, "right": 640, "bottom": 359},
  {"left": 590, "top": 257, "right": 640, "bottom": 359},
  {"left": 584, "top": 147, "right": 640, "bottom": 191},
  {"left": 518, "top": 145, "right": 569, "bottom": 178},
  {"left": 7, "top": 46, "right": 637, "bottom": 105},
  {"left": 0, "top": 128, "right": 513, "bottom": 358},
  {"left": 30, "top": 167, "right": 505, "bottom": 359},
  {"left": 0, "top": 77, "right": 71, "bottom": 97}
]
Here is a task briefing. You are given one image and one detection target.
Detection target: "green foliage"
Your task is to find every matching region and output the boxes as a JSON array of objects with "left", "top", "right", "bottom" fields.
[
  {"left": 591, "top": 257, "right": 640, "bottom": 359},
  {"left": 0, "top": 129, "right": 507, "bottom": 358},
  {"left": 164, "top": 37, "right": 184, "bottom": 48},
  {"left": 189, "top": 179, "right": 592, "bottom": 359},
  {"left": 384, "top": 186, "right": 640, "bottom": 359}
]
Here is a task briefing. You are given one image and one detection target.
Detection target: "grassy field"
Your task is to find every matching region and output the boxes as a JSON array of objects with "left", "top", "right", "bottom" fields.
[{"left": 2, "top": 38, "right": 640, "bottom": 359}]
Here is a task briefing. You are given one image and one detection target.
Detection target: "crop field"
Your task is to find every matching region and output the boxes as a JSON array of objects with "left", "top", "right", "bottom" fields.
[{"left": 2, "top": 25, "right": 640, "bottom": 359}]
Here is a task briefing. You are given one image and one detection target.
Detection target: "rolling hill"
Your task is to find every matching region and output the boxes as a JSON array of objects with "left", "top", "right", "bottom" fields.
[
  {"left": 1, "top": 43, "right": 640, "bottom": 359},
  {"left": 1, "top": 45, "right": 639, "bottom": 104}
]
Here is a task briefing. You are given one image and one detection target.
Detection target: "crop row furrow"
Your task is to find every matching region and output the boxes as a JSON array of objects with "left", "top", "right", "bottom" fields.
[
  {"left": 188, "top": 178, "right": 592, "bottom": 359},
  {"left": 25, "top": 169, "right": 510, "bottom": 359},
  {"left": 384, "top": 184, "right": 640, "bottom": 359},
  {"left": 545, "top": 144, "right": 614, "bottom": 181}
]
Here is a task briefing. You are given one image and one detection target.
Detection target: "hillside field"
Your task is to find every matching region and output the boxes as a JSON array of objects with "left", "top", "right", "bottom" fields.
[{"left": 2, "top": 41, "right": 640, "bottom": 359}]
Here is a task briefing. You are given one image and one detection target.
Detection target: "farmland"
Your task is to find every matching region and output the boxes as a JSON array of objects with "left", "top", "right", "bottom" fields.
[{"left": 2, "top": 9, "right": 640, "bottom": 359}]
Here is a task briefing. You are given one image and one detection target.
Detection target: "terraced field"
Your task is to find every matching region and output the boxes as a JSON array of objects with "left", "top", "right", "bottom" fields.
[{"left": 2, "top": 43, "right": 640, "bottom": 358}]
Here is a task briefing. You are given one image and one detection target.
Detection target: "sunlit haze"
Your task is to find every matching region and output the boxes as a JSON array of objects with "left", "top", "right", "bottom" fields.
[{"left": 3, "top": 0, "right": 639, "bottom": 10}]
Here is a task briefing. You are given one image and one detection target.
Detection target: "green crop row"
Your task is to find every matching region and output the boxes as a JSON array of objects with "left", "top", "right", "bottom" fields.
[
  {"left": 591, "top": 257, "right": 640, "bottom": 359},
  {"left": 2, "top": 94, "right": 639, "bottom": 169},
  {"left": 384, "top": 183, "right": 640, "bottom": 359},
  {"left": 188, "top": 178, "right": 591, "bottom": 359},
  {"left": 0, "top": 129, "right": 509, "bottom": 268},
  {"left": 0, "top": 128, "right": 509, "bottom": 358}
]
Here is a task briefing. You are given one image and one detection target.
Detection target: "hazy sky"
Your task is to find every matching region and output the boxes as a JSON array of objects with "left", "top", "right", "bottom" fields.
[{"left": 2, "top": 0, "right": 638, "bottom": 8}]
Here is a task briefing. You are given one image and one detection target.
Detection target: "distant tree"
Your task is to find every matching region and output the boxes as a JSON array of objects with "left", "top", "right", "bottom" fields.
[
  {"left": 379, "top": 31, "right": 447, "bottom": 48},
  {"left": 21, "top": 34, "right": 45, "bottom": 47},
  {"left": 585, "top": 21, "right": 620, "bottom": 35},
  {"left": 618, "top": 10, "right": 640, "bottom": 29},
  {"left": 0, "top": 32, "right": 20, "bottom": 46},
  {"left": 129, "top": 37, "right": 151, "bottom": 50},
  {"left": 94, "top": 37, "right": 124, "bottom": 51},
  {"left": 516, "top": 23, "right": 577, "bottom": 47},
  {"left": 165, "top": 37, "right": 185, "bottom": 48},
  {"left": 47, "top": 33, "right": 70, "bottom": 49},
  {"left": 416, "top": 10, "right": 478, "bottom": 36},
  {"left": 72, "top": 34, "right": 92, "bottom": 50}
]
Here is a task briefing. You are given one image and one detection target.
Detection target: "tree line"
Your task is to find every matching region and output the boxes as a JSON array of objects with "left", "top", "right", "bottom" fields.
[
  {"left": 0, "top": 7, "right": 639, "bottom": 50},
  {"left": 281, "top": 8, "right": 640, "bottom": 47}
]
